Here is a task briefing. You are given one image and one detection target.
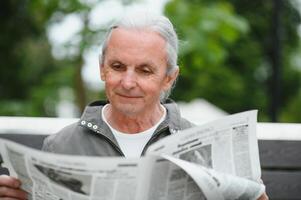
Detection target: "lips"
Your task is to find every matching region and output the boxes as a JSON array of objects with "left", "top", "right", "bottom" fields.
[{"left": 117, "top": 93, "right": 142, "bottom": 98}]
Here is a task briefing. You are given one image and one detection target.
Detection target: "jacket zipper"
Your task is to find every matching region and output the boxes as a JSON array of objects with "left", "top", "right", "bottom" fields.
[
  {"left": 89, "top": 127, "right": 125, "bottom": 157},
  {"left": 141, "top": 126, "right": 170, "bottom": 156}
]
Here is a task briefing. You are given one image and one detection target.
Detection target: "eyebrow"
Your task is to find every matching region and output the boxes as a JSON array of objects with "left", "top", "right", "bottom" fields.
[
  {"left": 106, "top": 58, "right": 122, "bottom": 65},
  {"left": 107, "top": 57, "right": 158, "bottom": 69}
]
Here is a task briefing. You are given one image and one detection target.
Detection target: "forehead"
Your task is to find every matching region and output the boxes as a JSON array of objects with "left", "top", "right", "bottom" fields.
[
  {"left": 105, "top": 28, "right": 167, "bottom": 66},
  {"left": 108, "top": 27, "right": 166, "bottom": 47}
]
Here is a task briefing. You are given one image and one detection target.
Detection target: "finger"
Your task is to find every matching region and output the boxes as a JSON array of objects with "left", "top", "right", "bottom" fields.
[
  {"left": 1, "top": 198, "right": 28, "bottom": 200},
  {"left": 0, "top": 175, "right": 21, "bottom": 188},
  {"left": 0, "top": 186, "right": 28, "bottom": 199},
  {"left": 258, "top": 192, "right": 269, "bottom": 200}
]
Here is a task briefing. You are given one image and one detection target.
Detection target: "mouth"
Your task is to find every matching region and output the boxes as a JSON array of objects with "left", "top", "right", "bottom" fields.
[{"left": 117, "top": 93, "right": 142, "bottom": 99}]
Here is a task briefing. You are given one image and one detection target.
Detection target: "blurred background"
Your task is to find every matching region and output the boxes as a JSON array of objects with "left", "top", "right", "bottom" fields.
[{"left": 1, "top": 0, "right": 301, "bottom": 123}]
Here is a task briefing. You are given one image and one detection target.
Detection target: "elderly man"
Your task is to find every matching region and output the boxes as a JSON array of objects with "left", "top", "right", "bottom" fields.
[{"left": 0, "top": 12, "right": 268, "bottom": 200}]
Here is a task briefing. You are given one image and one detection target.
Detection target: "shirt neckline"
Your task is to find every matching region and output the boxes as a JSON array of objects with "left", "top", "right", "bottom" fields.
[{"left": 102, "top": 104, "right": 166, "bottom": 136}]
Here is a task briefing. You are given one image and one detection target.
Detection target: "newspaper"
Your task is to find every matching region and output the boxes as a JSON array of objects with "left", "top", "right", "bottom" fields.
[
  {"left": 146, "top": 110, "right": 261, "bottom": 181},
  {"left": 0, "top": 110, "right": 265, "bottom": 200}
]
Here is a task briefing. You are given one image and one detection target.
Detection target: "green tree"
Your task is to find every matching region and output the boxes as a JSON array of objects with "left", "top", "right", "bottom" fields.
[
  {"left": 165, "top": 0, "right": 301, "bottom": 122},
  {"left": 165, "top": 0, "right": 250, "bottom": 111},
  {"left": 0, "top": 0, "right": 136, "bottom": 116},
  {"left": 227, "top": 0, "right": 301, "bottom": 122},
  {"left": 0, "top": 0, "right": 73, "bottom": 116}
]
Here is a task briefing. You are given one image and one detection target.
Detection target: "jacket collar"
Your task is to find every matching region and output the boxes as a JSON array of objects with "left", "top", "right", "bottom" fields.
[{"left": 78, "top": 99, "right": 182, "bottom": 137}]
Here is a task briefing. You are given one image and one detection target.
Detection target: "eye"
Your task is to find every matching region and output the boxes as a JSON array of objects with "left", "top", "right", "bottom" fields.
[
  {"left": 137, "top": 65, "right": 153, "bottom": 75},
  {"left": 110, "top": 62, "right": 125, "bottom": 71}
]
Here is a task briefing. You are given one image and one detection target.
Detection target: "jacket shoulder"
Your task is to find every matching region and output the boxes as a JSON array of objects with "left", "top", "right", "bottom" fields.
[{"left": 42, "top": 122, "right": 83, "bottom": 153}]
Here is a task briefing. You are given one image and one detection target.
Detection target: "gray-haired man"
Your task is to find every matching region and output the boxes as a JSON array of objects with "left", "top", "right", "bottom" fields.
[{"left": 0, "top": 12, "right": 268, "bottom": 200}]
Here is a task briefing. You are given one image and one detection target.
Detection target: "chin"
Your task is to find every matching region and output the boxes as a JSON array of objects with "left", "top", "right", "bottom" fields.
[{"left": 115, "top": 102, "right": 143, "bottom": 115}]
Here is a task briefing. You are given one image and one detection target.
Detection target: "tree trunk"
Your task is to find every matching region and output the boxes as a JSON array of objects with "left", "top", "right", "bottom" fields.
[{"left": 74, "top": 56, "right": 87, "bottom": 113}]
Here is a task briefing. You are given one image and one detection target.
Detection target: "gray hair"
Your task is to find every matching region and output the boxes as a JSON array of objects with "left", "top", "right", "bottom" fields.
[{"left": 99, "top": 12, "right": 179, "bottom": 101}]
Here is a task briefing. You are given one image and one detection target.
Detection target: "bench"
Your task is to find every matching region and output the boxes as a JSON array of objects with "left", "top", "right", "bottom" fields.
[
  {"left": 258, "top": 123, "right": 301, "bottom": 200},
  {"left": 0, "top": 117, "right": 301, "bottom": 199}
]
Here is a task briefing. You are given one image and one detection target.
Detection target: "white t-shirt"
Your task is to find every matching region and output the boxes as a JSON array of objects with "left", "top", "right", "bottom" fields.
[{"left": 102, "top": 104, "right": 166, "bottom": 158}]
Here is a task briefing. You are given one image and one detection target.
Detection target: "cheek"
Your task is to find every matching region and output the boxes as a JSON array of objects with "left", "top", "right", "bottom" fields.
[
  {"left": 104, "top": 79, "right": 119, "bottom": 99},
  {"left": 104, "top": 72, "right": 120, "bottom": 87},
  {"left": 139, "top": 78, "right": 164, "bottom": 95},
  {"left": 105, "top": 78, "right": 118, "bottom": 100}
]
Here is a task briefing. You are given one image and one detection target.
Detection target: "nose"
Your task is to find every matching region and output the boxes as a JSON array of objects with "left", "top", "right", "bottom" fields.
[{"left": 121, "top": 70, "right": 137, "bottom": 90}]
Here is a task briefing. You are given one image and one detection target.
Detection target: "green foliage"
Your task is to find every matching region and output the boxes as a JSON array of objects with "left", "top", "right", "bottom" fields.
[
  {"left": 0, "top": 1, "right": 85, "bottom": 116},
  {"left": 166, "top": 0, "right": 301, "bottom": 122},
  {"left": 166, "top": 0, "right": 250, "bottom": 110},
  {"left": 0, "top": 0, "right": 139, "bottom": 116},
  {"left": 2, "top": 2, "right": 47, "bottom": 115},
  {"left": 1, "top": 0, "right": 301, "bottom": 122},
  {"left": 227, "top": 0, "right": 301, "bottom": 121}
]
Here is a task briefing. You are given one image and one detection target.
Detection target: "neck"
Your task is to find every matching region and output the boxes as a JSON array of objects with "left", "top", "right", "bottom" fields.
[{"left": 104, "top": 104, "right": 164, "bottom": 134}]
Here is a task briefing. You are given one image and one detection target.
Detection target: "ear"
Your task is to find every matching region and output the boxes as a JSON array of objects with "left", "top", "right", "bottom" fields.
[{"left": 162, "top": 67, "right": 179, "bottom": 91}]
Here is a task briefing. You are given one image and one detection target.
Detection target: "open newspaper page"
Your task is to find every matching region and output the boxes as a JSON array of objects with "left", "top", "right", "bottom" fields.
[
  {"left": 0, "top": 139, "right": 149, "bottom": 200},
  {"left": 163, "top": 155, "right": 264, "bottom": 200},
  {"left": 146, "top": 110, "right": 261, "bottom": 181},
  {"left": 0, "top": 138, "right": 235, "bottom": 200}
]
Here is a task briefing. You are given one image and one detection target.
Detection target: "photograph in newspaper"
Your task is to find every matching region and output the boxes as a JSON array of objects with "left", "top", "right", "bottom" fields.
[
  {"left": 179, "top": 144, "right": 213, "bottom": 168},
  {"left": 33, "top": 164, "right": 92, "bottom": 195}
]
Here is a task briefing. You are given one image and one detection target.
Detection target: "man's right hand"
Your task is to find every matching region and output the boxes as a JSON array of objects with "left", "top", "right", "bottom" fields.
[{"left": 0, "top": 175, "right": 28, "bottom": 199}]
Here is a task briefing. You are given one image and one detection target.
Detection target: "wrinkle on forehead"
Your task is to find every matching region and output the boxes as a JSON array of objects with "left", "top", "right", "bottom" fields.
[{"left": 104, "top": 28, "right": 168, "bottom": 69}]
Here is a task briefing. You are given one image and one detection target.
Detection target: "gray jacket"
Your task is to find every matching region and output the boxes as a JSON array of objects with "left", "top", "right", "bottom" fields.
[{"left": 42, "top": 100, "right": 194, "bottom": 157}]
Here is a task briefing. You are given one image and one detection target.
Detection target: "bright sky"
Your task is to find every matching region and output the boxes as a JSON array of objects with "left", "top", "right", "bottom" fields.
[{"left": 48, "top": 0, "right": 169, "bottom": 90}]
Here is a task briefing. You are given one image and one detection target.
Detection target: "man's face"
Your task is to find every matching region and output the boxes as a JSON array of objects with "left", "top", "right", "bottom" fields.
[{"left": 101, "top": 28, "right": 178, "bottom": 116}]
